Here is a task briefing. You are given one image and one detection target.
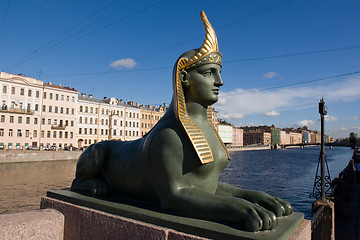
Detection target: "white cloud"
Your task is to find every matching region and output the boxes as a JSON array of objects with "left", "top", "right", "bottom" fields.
[
  {"left": 324, "top": 115, "right": 338, "bottom": 122},
  {"left": 220, "top": 112, "right": 245, "bottom": 120},
  {"left": 263, "top": 72, "right": 278, "bottom": 79},
  {"left": 294, "top": 120, "right": 316, "bottom": 127},
  {"left": 110, "top": 58, "right": 136, "bottom": 69},
  {"left": 215, "top": 76, "right": 360, "bottom": 120},
  {"left": 264, "top": 110, "right": 280, "bottom": 117}
]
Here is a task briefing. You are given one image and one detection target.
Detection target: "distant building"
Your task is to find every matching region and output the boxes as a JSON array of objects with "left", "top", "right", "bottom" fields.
[
  {"left": 76, "top": 95, "right": 141, "bottom": 149},
  {"left": 140, "top": 104, "right": 167, "bottom": 137},
  {"left": 271, "top": 128, "right": 281, "bottom": 146},
  {"left": 218, "top": 123, "right": 233, "bottom": 145},
  {"left": 243, "top": 131, "right": 271, "bottom": 146},
  {"left": 0, "top": 72, "right": 78, "bottom": 149},
  {"left": 280, "top": 131, "right": 291, "bottom": 145},
  {"left": 229, "top": 127, "right": 243, "bottom": 147},
  {"left": 289, "top": 132, "right": 302, "bottom": 144}
]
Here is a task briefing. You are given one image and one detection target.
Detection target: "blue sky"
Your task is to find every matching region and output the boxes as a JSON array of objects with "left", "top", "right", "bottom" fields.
[{"left": 1, "top": 0, "right": 359, "bottom": 139}]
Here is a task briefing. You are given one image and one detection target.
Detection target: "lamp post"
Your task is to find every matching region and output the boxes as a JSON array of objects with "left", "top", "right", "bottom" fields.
[
  {"left": 310, "top": 98, "right": 331, "bottom": 199},
  {"left": 319, "top": 98, "right": 327, "bottom": 200}
]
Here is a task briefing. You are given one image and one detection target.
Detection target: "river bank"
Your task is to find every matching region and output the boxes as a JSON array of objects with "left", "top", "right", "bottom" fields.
[
  {"left": 227, "top": 145, "right": 271, "bottom": 152},
  {"left": 0, "top": 146, "right": 272, "bottom": 164},
  {"left": 0, "top": 150, "right": 82, "bottom": 164}
]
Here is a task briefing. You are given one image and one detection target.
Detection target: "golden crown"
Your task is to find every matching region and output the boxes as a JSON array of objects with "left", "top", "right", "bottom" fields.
[{"left": 179, "top": 11, "right": 222, "bottom": 70}]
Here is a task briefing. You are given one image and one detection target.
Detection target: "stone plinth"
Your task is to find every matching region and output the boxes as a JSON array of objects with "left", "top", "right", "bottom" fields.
[
  {"left": 41, "top": 190, "right": 310, "bottom": 240},
  {"left": 0, "top": 209, "right": 64, "bottom": 240}
]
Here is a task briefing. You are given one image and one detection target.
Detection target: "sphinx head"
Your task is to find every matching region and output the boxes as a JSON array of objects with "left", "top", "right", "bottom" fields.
[{"left": 177, "top": 49, "right": 223, "bottom": 107}]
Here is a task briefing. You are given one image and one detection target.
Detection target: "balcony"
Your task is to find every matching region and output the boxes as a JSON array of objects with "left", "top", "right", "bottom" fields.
[
  {"left": 0, "top": 107, "right": 34, "bottom": 115},
  {"left": 51, "top": 124, "right": 66, "bottom": 130}
]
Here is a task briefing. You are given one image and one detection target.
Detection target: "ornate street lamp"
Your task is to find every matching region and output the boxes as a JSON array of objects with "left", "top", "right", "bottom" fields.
[{"left": 310, "top": 98, "right": 331, "bottom": 200}]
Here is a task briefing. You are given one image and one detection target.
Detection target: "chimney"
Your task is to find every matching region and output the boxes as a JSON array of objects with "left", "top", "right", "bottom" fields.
[
  {"left": 81, "top": 93, "right": 86, "bottom": 97},
  {"left": 89, "top": 94, "right": 93, "bottom": 98},
  {"left": 59, "top": 84, "right": 61, "bottom": 86},
  {"left": 119, "top": 99, "right": 123, "bottom": 103},
  {"left": 104, "top": 97, "right": 107, "bottom": 99},
  {"left": 127, "top": 101, "right": 134, "bottom": 106},
  {"left": 49, "top": 82, "right": 52, "bottom": 85},
  {"left": 136, "top": 103, "right": 140, "bottom": 107}
]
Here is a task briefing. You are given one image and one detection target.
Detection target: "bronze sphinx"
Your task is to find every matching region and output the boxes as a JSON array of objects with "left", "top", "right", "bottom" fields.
[{"left": 71, "top": 11, "right": 292, "bottom": 232}]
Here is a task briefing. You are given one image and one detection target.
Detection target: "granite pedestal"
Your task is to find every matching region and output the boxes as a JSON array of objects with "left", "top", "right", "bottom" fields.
[{"left": 41, "top": 190, "right": 310, "bottom": 240}]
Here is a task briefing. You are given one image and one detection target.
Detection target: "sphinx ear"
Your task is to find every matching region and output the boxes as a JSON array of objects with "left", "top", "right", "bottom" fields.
[{"left": 180, "top": 70, "right": 191, "bottom": 88}]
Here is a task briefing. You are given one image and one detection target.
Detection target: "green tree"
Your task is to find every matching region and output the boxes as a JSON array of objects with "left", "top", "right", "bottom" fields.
[{"left": 349, "top": 132, "right": 358, "bottom": 147}]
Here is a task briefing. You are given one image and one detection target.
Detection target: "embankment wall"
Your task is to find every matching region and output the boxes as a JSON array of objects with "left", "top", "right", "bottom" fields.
[{"left": 0, "top": 150, "right": 81, "bottom": 164}]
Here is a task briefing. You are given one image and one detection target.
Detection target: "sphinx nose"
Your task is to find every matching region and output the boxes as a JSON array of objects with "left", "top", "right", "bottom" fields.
[{"left": 215, "top": 74, "right": 223, "bottom": 86}]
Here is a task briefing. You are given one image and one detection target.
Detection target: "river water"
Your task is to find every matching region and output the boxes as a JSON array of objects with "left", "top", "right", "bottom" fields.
[{"left": 0, "top": 146, "right": 353, "bottom": 218}]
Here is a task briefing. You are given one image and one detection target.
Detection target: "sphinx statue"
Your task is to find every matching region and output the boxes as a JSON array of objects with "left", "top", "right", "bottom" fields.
[{"left": 71, "top": 11, "right": 292, "bottom": 232}]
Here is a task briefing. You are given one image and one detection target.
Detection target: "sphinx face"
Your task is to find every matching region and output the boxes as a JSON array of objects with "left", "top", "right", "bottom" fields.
[{"left": 184, "top": 63, "right": 223, "bottom": 107}]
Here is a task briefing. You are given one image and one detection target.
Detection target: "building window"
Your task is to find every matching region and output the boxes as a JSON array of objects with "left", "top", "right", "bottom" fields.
[
  {"left": 0, "top": 129, "right": 4, "bottom": 136},
  {"left": 70, "top": 132, "right": 73, "bottom": 138},
  {"left": 47, "top": 131, "right": 51, "bottom": 138},
  {"left": 49, "top": 106, "right": 52, "bottom": 112},
  {"left": 25, "top": 130, "right": 29, "bottom": 137},
  {"left": 84, "top": 128, "right": 87, "bottom": 135},
  {"left": 44, "top": 92, "right": 46, "bottom": 99},
  {"left": 33, "top": 130, "right": 37, "bottom": 138},
  {"left": 72, "top": 96, "right": 74, "bottom": 102},
  {"left": 94, "top": 129, "right": 97, "bottom": 135},
  {"left": 79, "top": 128, "right": 82, "bottom": 134},
  {"left": 2, "top": 86, "right": 7, "bottom": 94},
  {"left": 95, "top": 108, "right": 98, "bottom": 114},
  {"left": 48, "top": 119, "right": 51, "bottom": 125},
  {"left": 65, "top": 132, "right": 68, "bottom": 138},
  {"left": 89, "top": 128, "right": 92, "bottom": 135},
  {"left": 35, "top": 104, "right": 39, "bottom": 111},
  {"left": 90, "top": 107, "right": 93, "bottom": 113},
  {"left": 55, "top": 106, "right": 58, "bottom": 113},
  {"left": 43, "top": 105, "right": 46, "bottom": 112},
  {"left": 53, "top": 131, "right": 56, "bottom": 138},
  {"left": 18, "top": 116, "right": 22, "bottom": 123},
  {"left": 113, "top": 130, "right": 116, "bottom": 136},
  {"left": 42, "top": 118, "right": 45, "bottom": 125},
  {"left": 59, "top": 131, "right": 62, "bottom": 138},
  {"left": 28, "top": 89, "right": 32, "bottom": 97},
  {"left": 17, "top": 129, "right": 22, "bottom": 137},
  {"left": 66, "top": 108, "right": 69, "bottom": 114},
  {"left": 36, "top": 91, "right": 40, "bottom": 98},
  {"left": 9, "top": 129, "right": 13, "bottom": 137},
  {"left": 26, "top": 117, "right": 30, "bottom": 124},
  {"left": 85, "top": 107, "right": 88, "bottom": 113},
  {"left": 71, "top": 108, "right": 74, "bottom": 115},
  {"left": 34, "top": 118, "right": 38, "bottom": 124},
  {"left": 50, "top": 93, "right": 53, "bottom": 99},
  {"left": 10, "top": 116, "right": 14, "bottom": 123},
  {"left": 79, "top": 117, "right": 82, "bottom": 123},
  {"left": 11, "top": 87, "right": 15, "bottom": 94},
  {"left": 95, "top": 118, "right": 97, "bottom": 124},
  {"left": 0, "top": 115, "right": 4, "bottom": 122},
  {"left": 55, "top": 94, "right": 59, "bottom": 100},
  {"left": 66, "top": 96, "right": 69, "bottom": 101},
  {"left": 71, "top": 120, "right": 74, "bottom": 127},
  {"left": 41, "top": 130, "right": 44, "bottom": 138},
  {"left": 27, "top": 103, "right": 31, "bottom": 111},
  {"left": 90, "top": 118, "right": 93, "bottom": 124},
  {"left": 85, "top": 117, "right": 88, "bottom": 124}
]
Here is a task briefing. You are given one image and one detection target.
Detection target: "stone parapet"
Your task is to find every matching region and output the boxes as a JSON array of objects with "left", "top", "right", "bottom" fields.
[
  {"left": 41, "top": 190, "right": 310, "bottom": 240},
  {"left": 0, "top": 150, "right": 81, "bottom": 163},
  {"left": 0, "top": 209, "right": 64, "bottom": 240}
]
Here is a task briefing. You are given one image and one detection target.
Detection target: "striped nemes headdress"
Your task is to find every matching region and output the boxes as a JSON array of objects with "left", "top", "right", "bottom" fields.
[{"left": 172, "top": 11, "right": 230, "bottom": 164}]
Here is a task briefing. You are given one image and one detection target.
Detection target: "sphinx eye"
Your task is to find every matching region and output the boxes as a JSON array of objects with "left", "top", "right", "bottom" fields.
[{"left": 202, "top": 71, "right": 212, "bottom": 77}]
